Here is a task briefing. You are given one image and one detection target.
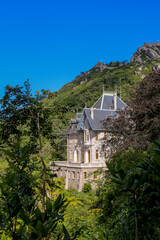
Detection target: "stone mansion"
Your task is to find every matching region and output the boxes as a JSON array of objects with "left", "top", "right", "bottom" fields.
[{"left": 51, "top": 91, "right": 127, "bottom": 191}]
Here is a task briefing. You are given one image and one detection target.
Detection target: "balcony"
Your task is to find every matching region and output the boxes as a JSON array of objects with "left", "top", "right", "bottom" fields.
[
  {"left": 83, "top": 141, "right": 91, "bottom": 146},
  {"left": 50, "top": 161, "right": 105, "bottom": 169}
]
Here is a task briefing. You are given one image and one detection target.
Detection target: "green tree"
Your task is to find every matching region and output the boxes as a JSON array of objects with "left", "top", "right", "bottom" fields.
[
  {"left": 0, "top": 81, "right": 74, "bottom": 239},
  {"left": 0, "top": 142, "right": 67, "bottom": 240},
  {"left": 102, "top": 141, "right": 160, "bottom": 239},
  {"left": 0, "top": 142, "right": 36, "bottom": 239},
  {"left": 0, "top": 80, "right": 52, "bottom": 211},
  {"left": 103, "top": 70, "right": 160, "bottom": 150},
  {"left": 82, "top": 183, "right": 92, "bottom": 193}
]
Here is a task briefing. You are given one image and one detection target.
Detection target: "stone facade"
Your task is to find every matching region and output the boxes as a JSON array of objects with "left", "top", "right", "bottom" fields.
[{"left": 50, "top": 92, "right": 127, "bottom": 191}]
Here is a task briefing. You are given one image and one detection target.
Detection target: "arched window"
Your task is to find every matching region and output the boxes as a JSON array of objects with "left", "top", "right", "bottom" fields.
[
  {"left": 81, "top": 133, "right": 84, "bottom": 142},
  {"left": 72, "top": 171, "right": 75, "bottom": 179}
]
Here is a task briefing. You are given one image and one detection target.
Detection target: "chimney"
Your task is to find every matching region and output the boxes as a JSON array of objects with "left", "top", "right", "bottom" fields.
[
  {"left": 114, "top": 92, "right": 117, "bottom": 110},
  {"left": 91, "top": 106, "right": 94, "bottom": 119}
]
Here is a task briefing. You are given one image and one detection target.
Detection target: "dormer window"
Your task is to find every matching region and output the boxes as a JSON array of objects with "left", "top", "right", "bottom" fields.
[
  {"left": 85, "top": 132, "right": 87, "bottom": 142},
  {"left": 87, "top": 133, "right": 89, "bottom": 141},
  {"left": 81, "top": 133, "right": 84, "bottom": 142},
  {"left": 85, "top": 131, "right": 90, "bottom": 142}
]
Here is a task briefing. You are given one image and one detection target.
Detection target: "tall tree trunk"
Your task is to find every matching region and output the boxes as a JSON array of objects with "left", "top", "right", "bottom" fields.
[
  {"left": 37, "top": 112, "right": 46, "bottom": 212},
  {"left": 135, "top": 213, "right": 138, "bottom": 240}
]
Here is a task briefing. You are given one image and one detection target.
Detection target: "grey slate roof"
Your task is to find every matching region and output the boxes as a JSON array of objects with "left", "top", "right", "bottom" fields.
[
  {"left": 66, "top": 93, "right": 127, "bottom": 133},
  {"left": 75, "top": 113, "right": 82, "bottom": 119},
  {"left": 93, "top": 94, "right": 127, "bottom": 110},
  {"left": 93, "top": 96, "right": 102, "bottom": 109},
  {"left": 65, "top": 114, "right": 82, "bottom": 134},
  {"left": 77, "top": 109, "right": 118, "bottom": 131},
  {"left": 65, "top": 122, "right": 78, "bottom": 134}
]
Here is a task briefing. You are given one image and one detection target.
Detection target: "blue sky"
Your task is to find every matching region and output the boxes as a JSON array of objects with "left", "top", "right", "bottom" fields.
[{"left": 0, "top": 0, "right": 160, "bottom": 97}]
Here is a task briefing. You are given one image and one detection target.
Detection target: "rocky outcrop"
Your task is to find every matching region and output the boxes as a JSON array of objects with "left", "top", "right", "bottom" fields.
[
  {"left": 74, "top": 60, "right": 127, "bottom": 84},
  {"left": 93, "top": 62, "right": 108, "bottom": 72},
  {"left": 134, "top": 66, "right": 143, "bottom": 75},
  {"left": 131, "top": 42, "right": 160, "bottom": 63},
  {"left": 80, "top": 78, "right": 88, "bottom": 85},
  {"left": 153, "top": 63, "right": 160, "bottom": 71},
  {"left": 74, "top": 62, "right": 108, "bottom": 84}
]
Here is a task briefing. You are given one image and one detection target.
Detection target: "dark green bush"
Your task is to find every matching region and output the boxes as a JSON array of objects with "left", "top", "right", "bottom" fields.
[{"left": 82, "top": 183, "right": 92, "bottom": 193}]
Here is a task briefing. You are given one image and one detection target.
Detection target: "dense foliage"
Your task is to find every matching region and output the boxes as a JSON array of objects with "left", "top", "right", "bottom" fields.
[
  {"left": 98, "top": 142, "right": 160, "bottom": 239},
  {"left": 0, "top": 143, "right": 67, "bottom": 240}
]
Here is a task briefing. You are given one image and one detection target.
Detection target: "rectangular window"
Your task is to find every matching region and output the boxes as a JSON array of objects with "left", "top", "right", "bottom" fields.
[
  {"left": 84, "top": 172, "right": 87, "bottom": 179},
  {"left": 81, "top": 133, "right": 84, "bottom": 142},
  {"left": 76, "top": 151, "right": 79, "bottom": 162},
  {"left": 85, "top": 132, "right": 89, "bottom": 142},
  {"left": 72, "top": 171, "right": 75, "bottom": 179},
  {"left": 70, "top": 151, "right": 73, "bottom": 161},
  {"left": 68, "top": 171, "right": 70, "bottom": 178},
  {"left": 88, "top": 150, "right": 90, "bottom": 163},
  {"left": 81, "top": 150, "right": 84, "bottom": 162},
  {"left": 96, "top": 150, "right": 98, "bottom": 159},
  {"left": 94, "top": 172, "right": 97, "bottom": 179},
  {"left": 95, "top": 133, "right": 98, "bottom": 141},
  {"left": 105, "top": 150, "right": 107, "bottom": 159}
]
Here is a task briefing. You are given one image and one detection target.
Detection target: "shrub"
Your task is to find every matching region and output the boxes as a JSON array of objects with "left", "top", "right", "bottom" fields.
[{"left": 82, "top": 183, "right": 92, "bottom": 193}]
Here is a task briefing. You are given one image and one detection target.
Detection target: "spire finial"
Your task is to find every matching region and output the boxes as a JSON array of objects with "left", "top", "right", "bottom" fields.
[
  {"left": 103, "top": 84, "right": 105, "bottom": 94},
  {"left": 115, "top": 86, "right": 117, "bottom": 94}
]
